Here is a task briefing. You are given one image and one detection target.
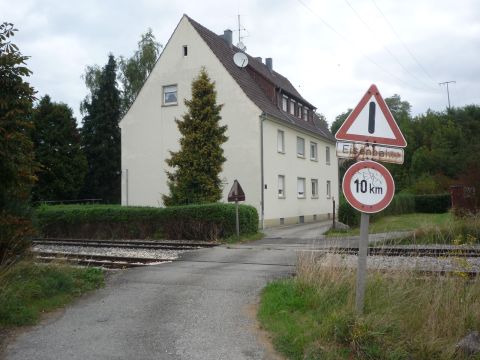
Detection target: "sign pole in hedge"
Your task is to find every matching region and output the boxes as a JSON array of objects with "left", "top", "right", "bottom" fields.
[
  {"left": 335, "top": 84, "right": 407, "bottom": 315},
  {"left": 228, "top": 180, "right": 246, "bottom": 238}
]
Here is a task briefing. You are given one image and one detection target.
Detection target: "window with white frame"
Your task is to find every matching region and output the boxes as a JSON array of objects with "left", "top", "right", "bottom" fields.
[
  {"left": 296, "top": 137, "right": 305, "bottom": 157},
  {"left": 326, "top": 180, "right": 331, "bottom": 198},
  {"left": 311, "top": 179, "right": 319, "bottom": 198},
  {"left": 326, "top": 146, "right": 331, "bottom": 164},
  {"left": 298, "top": 104, "right": 303, "bottom": 118},
  {"left": 310, "top": 142, "right": 318, "bottom": 160},
  {"left": 277, "top": 130, "right": 285, "bottom": 153},
  {"left": 282, "top": 96, "right": 288, "bottom": 111},
  {"left": 163, "top": 85, "right": 177, "bottom": 105},
  {"left": 303, "top": 107, "right": 309, "bottom": 121},
  {"left": 297, "top": 177, "right": 306, "bottom": 198},
  {"left": 290, "top": 99, "right": 296, "bottom": 115},
  {"left": 278, "top": 175, "right": 285, "bottom": 198}
]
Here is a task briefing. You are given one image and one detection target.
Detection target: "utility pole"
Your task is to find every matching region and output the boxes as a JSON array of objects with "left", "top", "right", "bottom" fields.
[{"left": 439, "top": 81, "right": 456, "bottom": 109}]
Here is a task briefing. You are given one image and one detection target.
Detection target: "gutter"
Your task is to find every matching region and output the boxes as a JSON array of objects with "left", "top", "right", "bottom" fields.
[{"left": 260, "top": 112, "right": 266, "bottom": 230}]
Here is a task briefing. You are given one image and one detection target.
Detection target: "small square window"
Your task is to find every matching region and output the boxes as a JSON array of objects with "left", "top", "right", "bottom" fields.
[
  {"left": 326, "top": 180, "right": 331, "bottom": 198},
  {"left": 277, "top": 130, "right": 285, "bottom": 153},
  {"left": 296, "top": 137, "right": 305, "bottom": 157},
  {"left": 310, "top": 142, "right": 317, "bottom": 161},
  {"left": 326, "top": 146, "right": 331, "bottom": 164},
  {"left": 311, "top": 179, "right": 319, "bottom": 198},
  {"left": 297, "top": 177, "right": 306, "bottom": 198},
  {"left": 163, "top": 85, "right": 177, "bottom": 105},
  {"left": 183, "top": 45, "right": 188, "bottom": 56},
  {"left": 278, "top": 175, "right": 285, "bottom": 198}
]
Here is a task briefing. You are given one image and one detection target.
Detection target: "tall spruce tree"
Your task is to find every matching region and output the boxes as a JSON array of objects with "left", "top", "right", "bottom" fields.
[
  {"left": 163, "top": 69, "right": 227, "bottom": 206},
  {"left": 32, "top": 95, "right": 87, "bottom": 202},
  {"left": 81, "top": 55, "right": 121, "bottom": 203},
  {"left": 0, "top": 23, "right": 37, "bottom": 264}
]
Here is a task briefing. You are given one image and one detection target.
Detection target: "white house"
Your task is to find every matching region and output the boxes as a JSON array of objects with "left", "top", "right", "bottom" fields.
[{"left": 120, "top": 15, "right": 339, "bottom": 228}]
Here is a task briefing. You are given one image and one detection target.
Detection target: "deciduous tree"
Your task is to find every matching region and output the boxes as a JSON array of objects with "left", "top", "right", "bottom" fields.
[
  {"left": 0, "top": 23, "right": 37, "bottom": 264},
  {"left": 32, "top": 95, "right": 87, "bottom": 202}
]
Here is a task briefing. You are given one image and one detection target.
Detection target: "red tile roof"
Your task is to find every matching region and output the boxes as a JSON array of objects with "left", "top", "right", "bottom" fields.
[{"left": 186, "top": 16, "right": 334, "bottom": 142}]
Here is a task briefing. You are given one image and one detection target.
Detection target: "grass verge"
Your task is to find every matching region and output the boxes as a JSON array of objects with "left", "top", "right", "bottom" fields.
[
  {"left": 0, "top": 261, "right": 104, "bottom": 327},
  {"left": 222, "top": 232, "right": 264, "bottom": 244},
  {"left": 326, "top": 212, "right": 451, "bottom": 237},
  {"left": 258, "top": 254, "right": 480, "bottom": 359}
]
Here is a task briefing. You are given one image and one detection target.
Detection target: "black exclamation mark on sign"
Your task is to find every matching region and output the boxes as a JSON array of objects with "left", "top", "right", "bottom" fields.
[{"left": 368, "top": 102, "right": 376, "bottom": 134}]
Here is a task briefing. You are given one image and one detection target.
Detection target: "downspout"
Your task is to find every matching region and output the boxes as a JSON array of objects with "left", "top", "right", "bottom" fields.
[{"left": 260, "top": 112, "right": 266, "bottom": 229}]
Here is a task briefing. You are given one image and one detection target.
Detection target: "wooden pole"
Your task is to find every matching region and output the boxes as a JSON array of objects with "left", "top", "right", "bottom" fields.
[{"left": 355, "top": 212, "right": 369, "bottom": 314}]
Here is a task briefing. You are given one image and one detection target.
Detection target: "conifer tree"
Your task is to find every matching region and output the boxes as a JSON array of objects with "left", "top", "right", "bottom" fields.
[
  {"left": 32, "top": 95, "right": 87, "bottom": 202},
  {"left": 0, "top": 23, "right": 37, "bottom": 264},
  {"left": 81, "top": 55, "right": 121, "bottom": 203},
  {"left": 163, "top": 69, "right": 227, "bottom": 206}
]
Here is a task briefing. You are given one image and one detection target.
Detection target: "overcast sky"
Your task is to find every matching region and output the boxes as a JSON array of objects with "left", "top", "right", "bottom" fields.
[{"left": 2, "top": 0, "right": 479, "bottom": 125}]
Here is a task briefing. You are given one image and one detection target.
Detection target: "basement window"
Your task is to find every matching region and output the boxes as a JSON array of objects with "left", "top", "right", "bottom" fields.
[
  {"left": 183, "top": 45, "right": 188, "bottom": 56},
  {"left": 163, "top": 85, "right": 177, "bottom": 105}
]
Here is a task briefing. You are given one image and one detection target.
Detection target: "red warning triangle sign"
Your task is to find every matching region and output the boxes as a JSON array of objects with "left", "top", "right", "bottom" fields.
[{"left": 335, "top": 84, "right": 407, "bottom": 147}]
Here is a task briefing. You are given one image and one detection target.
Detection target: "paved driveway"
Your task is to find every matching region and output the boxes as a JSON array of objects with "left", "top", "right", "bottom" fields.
[{"left": 5, "top": 235, "right": 309, "bottom": 360}]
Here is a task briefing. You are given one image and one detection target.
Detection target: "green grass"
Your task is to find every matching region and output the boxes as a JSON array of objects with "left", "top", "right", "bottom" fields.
[
  {"left": 326, "top": 212, "right": 452, "bottom": 236},
  {"left": 258, "top": 256, "right": 480, "bottom": 359},
  {"left": 222, "top": 232, "right": 264, "bottom": 244},
  {"left": 0, "top": 262, "right": 104, "bottom": 327}
]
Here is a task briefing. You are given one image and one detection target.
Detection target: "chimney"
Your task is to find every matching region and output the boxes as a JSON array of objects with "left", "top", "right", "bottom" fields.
[
  {"left": 255, "top": 57, "right": 262, "bottom": 62},
  {"left": 222, "top": 29, "right": 232, "bottom": 47},
  {"left": 266, "top": 57, "right": 273, "bottom": 71}
]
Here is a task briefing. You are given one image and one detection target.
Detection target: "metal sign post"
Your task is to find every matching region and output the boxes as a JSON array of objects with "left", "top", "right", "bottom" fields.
[
  {"left": 228, "top": 180, "right": 246, "bottom": 238},
  {"left": 356, "top": 212, "right": 369, "bottom": 314},
  {"left": 335, "top": 84, "right": 407, "bottom": 315}
]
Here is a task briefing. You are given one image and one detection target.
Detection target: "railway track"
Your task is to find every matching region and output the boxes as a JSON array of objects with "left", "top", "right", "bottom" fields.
[
  {"left": 33, "top": 238, "right": 218, "bottom": 250},
  {"left": 34, "top": 251, "right": 171, "bottom": 269},
  {"left": 319, "top": 246, "right": 480, "bottom": 258}
]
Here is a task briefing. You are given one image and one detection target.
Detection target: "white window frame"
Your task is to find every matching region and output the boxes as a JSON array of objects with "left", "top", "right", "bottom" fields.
[
  {"left": 326, "top": 180, "right": 331, "bottom": 198},
  {"left": 277, "top": 130, "right": 285, "bottom": 153},
  {"left": 297, "top": 177, "right": 306, "bottom": 198},
  {"left": 310, "top": 141, "right": 318, "bottom": 161},
  {"left": 163, "top": 85, "right": 177, "bottom": 105},
  {"left": 290, "top": 99, "right": 296, "bottom": 115},
  {"left": 326, "top": 146, "right": 331, "bottom": 164},
  {"left": 282, "top": 96, "right": 288, "bottom": 111},
  {"left": 278, "top": 175, "right": 286, "bottom": 198},
  {"left": 311, "top": 179, "right": 319, "bottom": 198},
  {"left": 297, "top": 104, "right": 303, "bottom": 118},
  {"left": 303, "top": 107, "right": 309, "bottom": 121},
  {"left": 296, "top": 137, "right": 305, "bottom": 158}
]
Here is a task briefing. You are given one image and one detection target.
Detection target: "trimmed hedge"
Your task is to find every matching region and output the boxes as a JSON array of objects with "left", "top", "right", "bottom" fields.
[
  {"left": 414, "top": 194, "right": 451, "bottom": 213},
  {"left": 35, "top": 203, "right": 259, "bottom": 241}
]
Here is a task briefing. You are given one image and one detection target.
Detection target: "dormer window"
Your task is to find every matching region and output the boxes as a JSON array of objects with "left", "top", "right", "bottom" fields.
[
  {"left": 303, "top": 107, "right": 309, "bottom": 121},
  {"left": 298, "top": 104, "right": 303, "bottom": 118},
  {"left": 290, "top": 99, "right": 296, "bottom": 115},
  {"left": 282, "top": 96, "right": 288, "bottom": 111}
]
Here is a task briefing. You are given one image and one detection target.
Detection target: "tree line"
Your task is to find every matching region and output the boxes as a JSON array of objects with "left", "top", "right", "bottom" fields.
[{"left": 331, "top": 95, "right": 480, "bottom": 203}]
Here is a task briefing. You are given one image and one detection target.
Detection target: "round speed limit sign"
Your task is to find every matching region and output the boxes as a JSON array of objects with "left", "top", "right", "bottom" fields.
[{"left": 342, "top": 160, "right": 395, "bottom": 213}]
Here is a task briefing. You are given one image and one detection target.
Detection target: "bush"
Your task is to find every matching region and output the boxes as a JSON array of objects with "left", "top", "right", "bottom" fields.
[
  {"left": 414, "top": 193, "right": 451, "bottom": 213},
  {"left": 338, "top": 196, "right": 360, "bottom": 226},
  {"left": 35, "top": 203, "right": 259, "bottom": 241}
]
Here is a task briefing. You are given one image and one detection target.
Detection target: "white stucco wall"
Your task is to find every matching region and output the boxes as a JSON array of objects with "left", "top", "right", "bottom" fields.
[
  {"left": 262, "top": 118, "right": 339, "bottom": 225},
  {"left": 120, "top": 16, "right": 262, "bottom": 211}
]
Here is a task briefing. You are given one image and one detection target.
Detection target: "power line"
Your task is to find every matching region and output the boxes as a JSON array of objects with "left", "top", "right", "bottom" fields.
[
  {"left": 371, "top": 0, "right": 438, "bottom": 85},
  {"left": 295, "top": 0, "right": 424, "bottom": 91},
  {"left": 344, "top": 0, "right": 435, "bottom": 91}
]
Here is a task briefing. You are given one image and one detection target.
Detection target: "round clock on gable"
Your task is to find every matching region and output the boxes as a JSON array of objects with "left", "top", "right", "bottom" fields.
[{"left": 233, "top": 52, "right": 248, "bottom": 68}]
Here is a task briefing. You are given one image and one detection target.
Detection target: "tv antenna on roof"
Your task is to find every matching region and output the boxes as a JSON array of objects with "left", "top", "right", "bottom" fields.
[{"left": 236, "top": 14, "right": 247, "bottom": 52}]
